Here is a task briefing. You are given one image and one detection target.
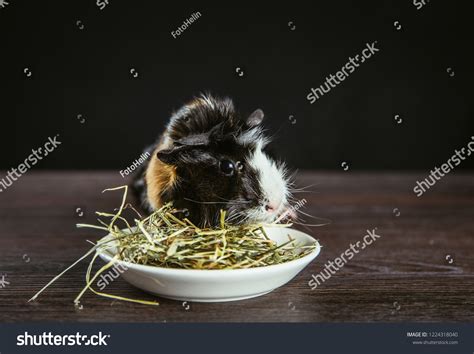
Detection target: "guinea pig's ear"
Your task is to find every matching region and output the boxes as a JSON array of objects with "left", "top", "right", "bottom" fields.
[
  {"left": 156, "top": 145, "right": 187, "bottom": 165},
  {"left": 246, "top": 109, "right": 264, "bottom": 127}
]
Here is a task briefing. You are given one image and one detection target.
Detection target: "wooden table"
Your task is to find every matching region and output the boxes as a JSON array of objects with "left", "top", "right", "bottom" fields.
[{"left": 0, "top": 171, "right": 472, "bottom": 322}]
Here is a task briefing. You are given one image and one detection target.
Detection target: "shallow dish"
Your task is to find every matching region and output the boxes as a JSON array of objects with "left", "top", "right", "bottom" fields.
[{"left": 97, "top": 226, "right": 320, "bottom": 302}]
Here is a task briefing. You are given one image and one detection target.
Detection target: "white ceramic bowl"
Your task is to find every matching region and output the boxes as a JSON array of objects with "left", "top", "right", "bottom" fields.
[{"left": 97, "top": 227, "right": 320, "bottom": 302}]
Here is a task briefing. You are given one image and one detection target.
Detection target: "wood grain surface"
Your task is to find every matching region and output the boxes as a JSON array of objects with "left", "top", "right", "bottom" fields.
[{"left": 0, "top": 171, "right": 472, "bottom": 322}]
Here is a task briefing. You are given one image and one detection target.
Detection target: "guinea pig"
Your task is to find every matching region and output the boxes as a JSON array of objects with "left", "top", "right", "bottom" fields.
[{"left": 132, "top": 93, "right": 291, "bottom": 227}]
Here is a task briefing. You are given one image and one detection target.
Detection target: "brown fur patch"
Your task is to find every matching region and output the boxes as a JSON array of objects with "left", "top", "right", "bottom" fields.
[{"left": 145, "top": 136, "right": 177, "bottom": 209}]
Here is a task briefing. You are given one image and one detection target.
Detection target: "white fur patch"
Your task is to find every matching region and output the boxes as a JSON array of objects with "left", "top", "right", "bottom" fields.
[
  {"left": 237, "top": 127, "right": 270, "bottom": 147},
  {"left": 247, "top": 141, "right": 288, "bottom": 222},
  {"left": 200, "top": 94, "right": 216, "bottom": 110}
]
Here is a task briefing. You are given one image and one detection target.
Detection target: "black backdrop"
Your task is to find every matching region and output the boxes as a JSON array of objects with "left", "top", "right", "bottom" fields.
[{"left": 0, "top": 0, "right": 473, "bottom": 170}]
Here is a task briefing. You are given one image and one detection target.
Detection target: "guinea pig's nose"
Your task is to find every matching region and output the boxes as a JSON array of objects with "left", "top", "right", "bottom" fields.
[{"left": 265, "top": 203, "right": 277, "bottom": 212}]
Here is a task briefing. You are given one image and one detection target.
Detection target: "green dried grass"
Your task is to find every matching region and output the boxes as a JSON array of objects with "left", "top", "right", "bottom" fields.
[{"left": 30, "top": 186, "right": 317, "bottom": 307}]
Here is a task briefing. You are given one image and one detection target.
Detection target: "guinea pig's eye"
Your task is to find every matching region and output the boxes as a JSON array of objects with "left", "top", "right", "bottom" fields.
[
  {"left": 236, "top": 161, "right": 244, "bottom": 171},
  {"left": 220, "top": 160, "right": 235, "bottom": 176}
]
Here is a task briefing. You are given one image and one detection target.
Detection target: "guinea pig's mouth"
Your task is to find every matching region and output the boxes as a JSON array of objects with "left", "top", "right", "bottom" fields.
[{"left": 235, "top": 202, "right": 290, "bottom": 225}]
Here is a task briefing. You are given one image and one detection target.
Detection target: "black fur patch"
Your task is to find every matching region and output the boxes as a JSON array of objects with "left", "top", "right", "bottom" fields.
[{"left": 133, "top": 94, "right": 273, "bottom": 227}]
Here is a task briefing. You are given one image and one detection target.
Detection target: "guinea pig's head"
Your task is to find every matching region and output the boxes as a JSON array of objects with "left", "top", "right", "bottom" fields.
[{"left": 157, "top": 95, "right": 291, "bottom": 227}]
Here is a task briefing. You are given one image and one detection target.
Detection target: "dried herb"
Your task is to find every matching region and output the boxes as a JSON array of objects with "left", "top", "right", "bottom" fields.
[{"left": 30, "top": 186, "right": 317, "bottom": 307}]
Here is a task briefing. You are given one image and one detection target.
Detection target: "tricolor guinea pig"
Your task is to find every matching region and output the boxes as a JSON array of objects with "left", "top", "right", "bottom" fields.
[{"left": 132, "top": 94, "right": 291, "bottom": 227}]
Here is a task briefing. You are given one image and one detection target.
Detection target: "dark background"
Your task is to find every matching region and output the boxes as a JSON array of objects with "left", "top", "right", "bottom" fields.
[{"left": 0, "top": 0, "right": 472, "bottom": 170}]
